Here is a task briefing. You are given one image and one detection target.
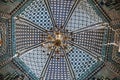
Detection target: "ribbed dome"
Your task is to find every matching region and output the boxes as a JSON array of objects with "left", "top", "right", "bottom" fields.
[{"left": 13, "top": 0, "right": 109, "bottom": 80}]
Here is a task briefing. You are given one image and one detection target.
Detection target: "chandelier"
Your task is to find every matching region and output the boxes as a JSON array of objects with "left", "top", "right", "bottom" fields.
[{"left": 41, "top": 30, "right": 72, "bottom": 58}]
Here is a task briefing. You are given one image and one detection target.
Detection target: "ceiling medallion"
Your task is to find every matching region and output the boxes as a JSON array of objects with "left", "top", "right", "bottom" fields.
[{"left": 41, "top": 29, "right": 73, "bottom": 59}]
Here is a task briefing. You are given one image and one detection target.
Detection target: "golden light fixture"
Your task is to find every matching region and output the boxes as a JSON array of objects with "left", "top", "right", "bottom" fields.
[{"left": 41, "top": 31, "right": 72, "bottom": 57}]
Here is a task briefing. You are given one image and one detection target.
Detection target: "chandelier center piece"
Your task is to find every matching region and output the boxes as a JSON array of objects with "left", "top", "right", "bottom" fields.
[
  {"left": 54, "top": 39, "right": 61, "bottom": 46},
  {"left": 54, "top": 31, "right": 63, "bottom": 47}
]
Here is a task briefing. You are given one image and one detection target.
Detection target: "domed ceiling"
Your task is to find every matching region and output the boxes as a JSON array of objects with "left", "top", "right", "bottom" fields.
[{"left": 12, "top": 0, "right": 109, "bottom": 80}]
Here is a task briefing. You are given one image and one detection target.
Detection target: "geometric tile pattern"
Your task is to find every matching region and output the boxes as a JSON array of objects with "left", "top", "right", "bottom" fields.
[
  {"left": 66, "top": 0, "right": 103, "bottom": 31},
  {"left": 45, "top": 56, "right": 71, "bottom": 80},
  {"left": 19, "top": 46, "right": 49, "bottom": 78},
  {"left": 0, "top": 22, "right": 6, "bottom": 54},
  {"left": 20, "top": 0, "right": 53, "bottom": 30},
  {"left": 49, "top": 0, "right": 74, "bottom": 27},
  {"left": 15, "top": 18, "right": 47, "bottom": 53},
  {"left": 72, "top": 29, "right": 105, "bottom": 55},
  {"left": 68, "top": 47, "right": 97, "bottom": 79}
]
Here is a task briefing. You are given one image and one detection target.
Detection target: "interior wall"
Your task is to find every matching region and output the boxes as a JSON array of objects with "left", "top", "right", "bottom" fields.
[
  {"left": 0, "top": 62, "right": 29, "bottom": 80},
  {"left": 93, "top": 66, "right": 120, "bottom": 80}
]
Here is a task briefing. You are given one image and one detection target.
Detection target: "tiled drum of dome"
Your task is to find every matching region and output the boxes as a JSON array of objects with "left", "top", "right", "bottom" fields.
[
  {"left": 19, "top": 0, "right": 53, "bottom": 30},
  {"left": 68, "top": 47, "right": 97, "bottom": 79},
  {"left": 45, "top": 56, "right": 71, "bottom": 80},
  {"left": 19, "top": 46, "right": 49, "bottom": 78},
  {"left": 66, "top": 0, "right": 103, "bottom": 31},
  {"left": 49, "top": 0, "right": 74, "bottom": 27}
]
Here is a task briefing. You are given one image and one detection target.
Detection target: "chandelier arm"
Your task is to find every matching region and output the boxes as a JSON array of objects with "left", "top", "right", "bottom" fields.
[
  {"left": 67, "top": 40, "right": 103, "bottom": 61},
  {"left": 44, "top": 0, "right": 58, "bottom": 30},
  {"left": 42, "top": 41, "right": 54, "bottom": 45},
  {"left": 60, "top": 47, "right": 76, "bottom": 80},
  {"left": 40, "top": 47, "right": 56, "bottom": 80},
  {"left": 62, "top": 0, "right": 80, "bottom": 31}
]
